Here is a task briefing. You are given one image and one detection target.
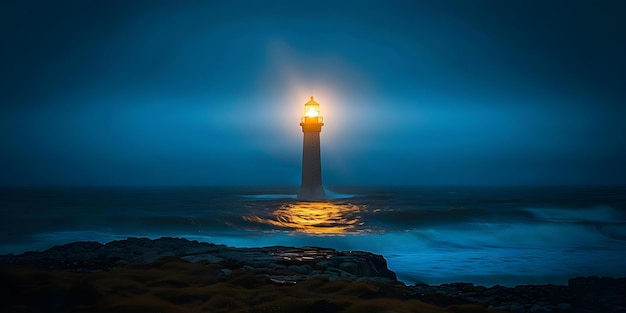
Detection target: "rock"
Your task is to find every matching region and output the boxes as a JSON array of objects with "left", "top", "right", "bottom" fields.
[
  {"left": 2, "top": 237, "right": 626, "bottom": 312},
  {"left": 268, "top": 277, "right": 298, "bottom": 285},
  {"left": 355, "top": 276, "right": 396, "bottom": 283},
  {"left": 488, "top": 304, "right": 509, "bottom": 311},
  {"left": 141, "top": 251, "right": 176, "bottom": 263},
  {"left": 0, "top": 237, "right": 399, "bottom": 281},
  {"left": 288, "top": 264, "right": 314, "bottom": 275},
  {"left": 530, "top": 302, "right": 550, "bottom": 313},
  {"left": 181, "top": 254, "right": 224, "bottom": 264},
  {"left": 567, "top": 276, "right": 626, "bottom": 312},
  {"left": 315, "top": 260, "right": 333, "bottom": 269},
  {"left": 338, "top": 262, "right": 358, "bottom": 275},
  {"left": 181, "top": 255, "right": 202, "bottom": 263},
  {"left": 446, "top": 282, "right": 475, "bottom": 292},
  {"left": 308, "top": 270, "right": 323, "bottom": 277},
  {"left": 325, "top": 267, "right": 356, "bottom": 280},
  {"left": 105, "top": 251, "right": 128, "bottom": 261},
  {"left": 407, "top": 277, "right": 626, "bottom": 313}
]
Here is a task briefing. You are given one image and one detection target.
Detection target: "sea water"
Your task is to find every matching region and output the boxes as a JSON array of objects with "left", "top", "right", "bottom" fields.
[{"left": 1, "top": 186, "right": 625, "bottom": 287}]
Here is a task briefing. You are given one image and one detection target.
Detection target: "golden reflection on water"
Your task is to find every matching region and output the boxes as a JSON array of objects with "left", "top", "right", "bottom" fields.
[{"left": 243, "top": 202, "right": 365, "bottom": 235}]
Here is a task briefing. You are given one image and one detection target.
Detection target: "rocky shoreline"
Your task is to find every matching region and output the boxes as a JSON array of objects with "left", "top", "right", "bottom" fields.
[
  {"left": 0, "top": 237, "right": 397, "bottom": 282},
  {"left": 1, "top": 237, "right": 624, "bottom": 312}
]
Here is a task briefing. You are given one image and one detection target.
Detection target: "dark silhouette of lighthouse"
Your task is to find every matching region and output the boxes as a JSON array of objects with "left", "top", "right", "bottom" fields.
[{"left": 298, "top": 96, "right": 326, "bottom": 200}]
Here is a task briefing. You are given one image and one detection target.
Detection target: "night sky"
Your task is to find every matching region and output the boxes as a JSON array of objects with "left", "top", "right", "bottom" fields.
[{"left": 1, "top": 0, "right": 625, "bottom": 187}]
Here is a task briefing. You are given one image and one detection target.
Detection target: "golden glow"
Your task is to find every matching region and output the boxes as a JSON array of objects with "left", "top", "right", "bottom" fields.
[
  {"left": 303, "top": 96, "right": 321, "bottom": 120},
  {"left": 305, "top": 108, "right": 319, "bottom": 117},
  {"left": 243, "top": 202, "right": 365, "bottom": 235},
  {"left": 266, "top": 77, "right": 344, "bottom": 147}
]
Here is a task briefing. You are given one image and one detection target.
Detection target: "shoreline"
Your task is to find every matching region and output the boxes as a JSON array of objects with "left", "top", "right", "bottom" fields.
[{"left": 2, "top": 237, "right": 624, "bottom": 312}]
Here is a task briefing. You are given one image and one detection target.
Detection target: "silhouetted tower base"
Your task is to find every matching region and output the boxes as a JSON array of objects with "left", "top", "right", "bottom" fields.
[{"left": 298, "top": 96, "right": 326, "bottom": 200}]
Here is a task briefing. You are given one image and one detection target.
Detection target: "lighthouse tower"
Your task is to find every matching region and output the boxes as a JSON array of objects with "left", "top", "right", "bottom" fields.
[{"left": 298, "top": 96, "right": 326, "bottom": 200}]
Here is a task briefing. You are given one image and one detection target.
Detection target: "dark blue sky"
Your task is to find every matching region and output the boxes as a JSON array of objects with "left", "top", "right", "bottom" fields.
[{"left": 1, "top": 0, "right": 625, "bottom": 186}]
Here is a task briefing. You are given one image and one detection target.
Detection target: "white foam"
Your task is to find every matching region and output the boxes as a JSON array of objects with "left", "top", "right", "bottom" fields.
[
  {"left": 323, "top": 188, "right": 355, "bottom": 199},
  {"left": 239, "top": 188, "right": 354, "bottom": 200}
]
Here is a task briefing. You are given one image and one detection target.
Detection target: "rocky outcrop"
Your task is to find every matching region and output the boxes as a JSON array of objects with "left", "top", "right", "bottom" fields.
[
  {"left": 2, "top": 238, "right": 625, "bottom": 312},
  {"left": 410, "top": 277, "right": 626, "bottom": 313},
  {"left": 0, "top": 237, "right": 397, "bottom": 281}
]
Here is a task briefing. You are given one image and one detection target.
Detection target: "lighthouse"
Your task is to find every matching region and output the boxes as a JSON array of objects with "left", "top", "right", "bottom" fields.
[{"left": 298, "top": 96, "right": 326, "bottom": 200}]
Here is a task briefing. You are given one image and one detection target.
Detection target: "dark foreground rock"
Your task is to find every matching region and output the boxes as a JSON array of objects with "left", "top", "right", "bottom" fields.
[
  {"left": 1, "top": 237, "right": 624, "bottom": 313},
  {"left": 410, "top": 277, "right": 626, "bottom": 313},
  {"left": 0, "top": 237, "right": 396, "bottom": 281},
  {"left": 1, "top": 237, "right": 492, "bottom": 313}
]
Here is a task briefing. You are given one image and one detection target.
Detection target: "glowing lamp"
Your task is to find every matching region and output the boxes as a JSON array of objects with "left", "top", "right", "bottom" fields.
[
  {"left": 301, "top": 96, "right": 323, "bottom": 124},
  {"left": 306, "top": 107, "right": 318, "bottom": 117}
]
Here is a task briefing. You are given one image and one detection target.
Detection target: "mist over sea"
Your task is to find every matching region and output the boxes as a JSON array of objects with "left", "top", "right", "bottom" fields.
[{"left": 1, "top": 186, "right": 625, "bottom": 287}]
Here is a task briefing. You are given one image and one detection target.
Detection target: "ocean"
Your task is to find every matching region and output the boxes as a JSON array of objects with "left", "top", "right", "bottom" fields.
[{"left": 1, "top": 186, "right": 625, "bottom": 287}]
